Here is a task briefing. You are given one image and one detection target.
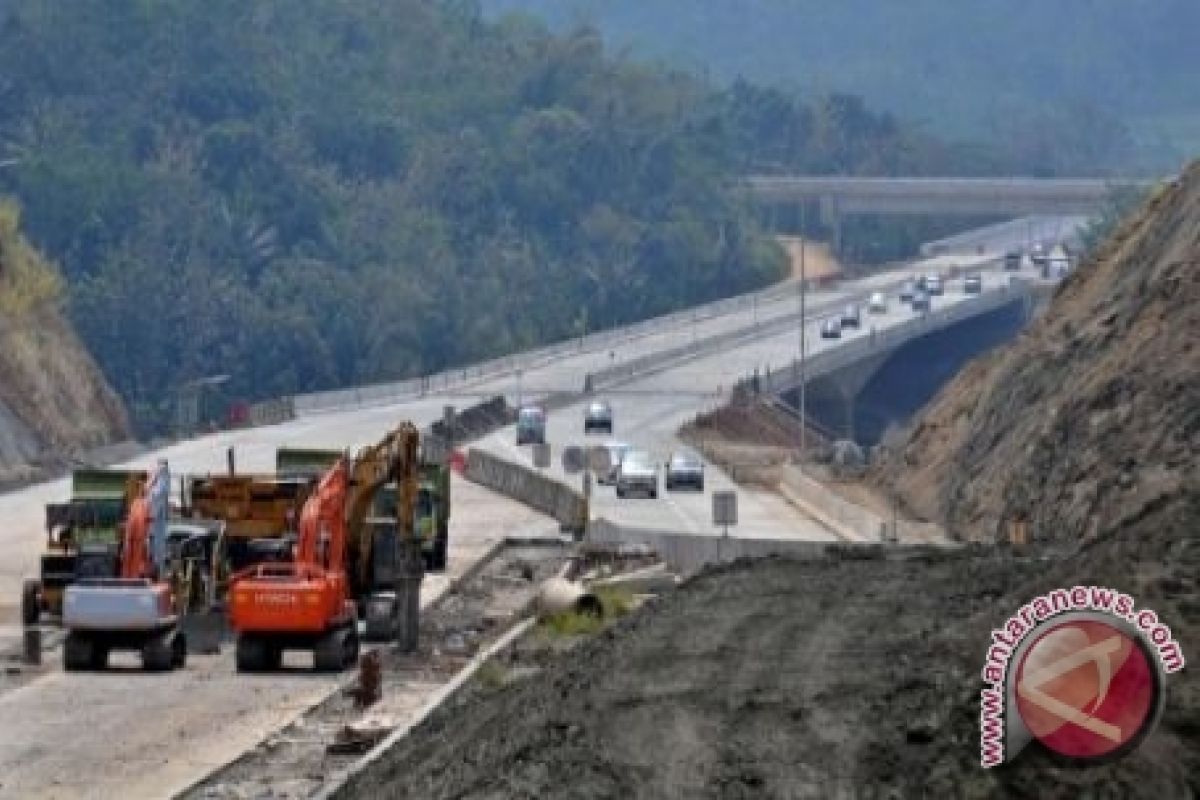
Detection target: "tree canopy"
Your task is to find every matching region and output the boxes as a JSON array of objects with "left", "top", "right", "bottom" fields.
[
  {"left": 485, "top": 0, "right": 1197, "bottom": 172},
  {"left": 0, "top": 1, "right": 998, "bottom": 431}
]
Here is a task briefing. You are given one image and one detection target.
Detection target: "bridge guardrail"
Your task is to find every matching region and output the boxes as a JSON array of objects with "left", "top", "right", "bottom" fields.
[
  {"left": 751, "top": 279, "right": 1030, "bottom": 396},
  {"left": 290, "top": 279, "right": 803, "bottom": 415},
  {"left": 581, "top": 268, "right": 972, "bottom": 393}
]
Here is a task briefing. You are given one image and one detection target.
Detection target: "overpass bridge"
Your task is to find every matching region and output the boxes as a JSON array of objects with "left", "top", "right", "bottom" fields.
[
  {"left": 746, "top": 278, "right": 1037, "bottom": 445},
  {"left": 745, "top": 175, "right": 1157, "bottom": 249}
]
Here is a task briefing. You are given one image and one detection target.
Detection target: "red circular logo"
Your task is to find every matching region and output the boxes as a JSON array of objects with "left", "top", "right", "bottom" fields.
[{"left": 1015, "top": 619, "right": 1158, "bottom": 760}]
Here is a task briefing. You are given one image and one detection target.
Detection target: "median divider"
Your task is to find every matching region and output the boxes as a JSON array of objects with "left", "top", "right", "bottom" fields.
[
  {"left": 585, "top": 518, "right": 837, "bottom": 575},
  {"left": 464, "top": 448, "right": 587, "bottom": 534}
]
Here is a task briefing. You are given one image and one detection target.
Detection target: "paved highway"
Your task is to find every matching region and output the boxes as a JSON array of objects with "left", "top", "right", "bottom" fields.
[{"left": 474, "top": 260, "right": 1019, "bottom": 537}]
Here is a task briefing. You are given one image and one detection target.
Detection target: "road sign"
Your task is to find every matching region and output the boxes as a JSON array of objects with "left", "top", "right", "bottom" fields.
[
  {"left": 587, "top": 446, "right": 611, "bottom": 475},
  {"left": 532, "top": 443, "right": 551, "bottom": 469},
  {"left": 713, "top": 490, "right": 737, "bottom": 531},
  {"left": 562, "top": 446, "right": 585, "bottom": 475}
]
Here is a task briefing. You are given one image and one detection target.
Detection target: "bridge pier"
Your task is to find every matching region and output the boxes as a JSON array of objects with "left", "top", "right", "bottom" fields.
[{"left": 819, "top": 197, "right": 842, "bottom": 254}]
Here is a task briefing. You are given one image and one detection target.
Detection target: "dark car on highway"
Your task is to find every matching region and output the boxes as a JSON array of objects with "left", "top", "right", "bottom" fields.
[
  {"left": 964, "top": 273, "right": 983, "bottom": 294},
  {"left": 584, "top": 401, "right": 613, "bottom": 435},
  {"left": 840, "top": 304, "right": 861, "bottom": 328},
  {"left": 911, "top": 290, "right": 931, "bottom": 311},
  {"left": 516, "top": 405, "right": 546, "bottom": 445},
  {"left": 665, "top": 452, "right": 705, "bottom": 492}
]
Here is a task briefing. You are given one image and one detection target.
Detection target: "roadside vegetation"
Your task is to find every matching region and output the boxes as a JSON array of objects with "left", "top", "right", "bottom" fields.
[{"left": 0, "top": 201, "right": 63, "bottom": 317}]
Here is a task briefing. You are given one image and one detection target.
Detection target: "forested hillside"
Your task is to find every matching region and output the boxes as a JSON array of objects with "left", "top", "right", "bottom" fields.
[
  {"left": 485, "top": 0, "right": 1199, "bottom": 172},
  {"left": 0, "top": 1, "right": 989, "bottom": 430}
]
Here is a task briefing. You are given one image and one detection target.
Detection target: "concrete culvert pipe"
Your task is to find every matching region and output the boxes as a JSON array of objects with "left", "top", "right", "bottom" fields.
[{"left": 537, "top": 577, "right": 602, "bottom": 618}]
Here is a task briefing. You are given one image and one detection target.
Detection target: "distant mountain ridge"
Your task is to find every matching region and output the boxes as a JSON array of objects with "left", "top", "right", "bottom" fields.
[{"left": 484, "top": 0, "right": 1200, "bottom": 170}]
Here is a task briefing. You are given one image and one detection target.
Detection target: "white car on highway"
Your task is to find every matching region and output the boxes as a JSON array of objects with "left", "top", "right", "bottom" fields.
[
  {"left": 868, "top": 292, "right": 887, "bottom": 313},
  {"left": 596, "top": 441, "right": 630, "bottom": 485},
  {"left": 616, "top": 450, "right": 658, "bottom": 499}
]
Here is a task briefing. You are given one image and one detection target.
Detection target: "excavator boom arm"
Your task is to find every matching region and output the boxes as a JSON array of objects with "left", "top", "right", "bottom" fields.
[{"left": 347, "top": 423, "right": 420, "bottom": 590}]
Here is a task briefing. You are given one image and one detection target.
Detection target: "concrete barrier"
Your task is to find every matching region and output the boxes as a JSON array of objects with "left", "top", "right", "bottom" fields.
[
  {"left": 583, "top": 270, "right": 984, "bottom": 394},
  {"left": 246, "top": 397, "right": 295, "bottom": 427},
  {"left": 586, "top": 518, "right": 837, "bottom": 575},
  {"left": 464, "top": 449, "right": 587, "bottom": 534},
  {"left": 290, "top": 281, "right": 801, "bottom": 416}
]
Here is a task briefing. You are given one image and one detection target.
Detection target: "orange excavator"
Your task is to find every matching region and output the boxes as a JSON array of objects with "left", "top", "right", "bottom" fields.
[
  {"left": 62, "top": 463, "right": 188, "bottom": 671},
  {"left": 229, "top": 423, "right": 421, "bottom": 672}
]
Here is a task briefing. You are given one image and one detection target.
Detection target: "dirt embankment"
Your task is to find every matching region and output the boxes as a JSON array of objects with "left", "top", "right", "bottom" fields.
[
  {"left": 875, "top": 165, "right": 1199, "bottom": 545},
  {"left": 340, "top": 504, "right": 1198, "bottom": 799},
  {"left": 0, "top": 201, "right": 128, "bottom": 486},
  {"left": 777, "top": 236, "right": 842, "bottom": 282}
]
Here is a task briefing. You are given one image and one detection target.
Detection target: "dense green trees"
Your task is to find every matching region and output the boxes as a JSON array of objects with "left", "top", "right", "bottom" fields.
[
  {"left": 485, "top": 0, "right": 1197, "bottom": 173},
  {"left": 0, "top": 1, "right": 991, "bottom": 431}
]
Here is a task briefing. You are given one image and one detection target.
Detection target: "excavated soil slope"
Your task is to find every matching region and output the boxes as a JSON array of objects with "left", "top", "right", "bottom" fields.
[
  {"left": 0, "top": 202, "right": 128, "bottom": 484},
  {"left": 876, "top": 165, "right": 1199, "bottom": 544},
  {"left": 340, "top": 512, "right": 1197, "bottom": 798}
]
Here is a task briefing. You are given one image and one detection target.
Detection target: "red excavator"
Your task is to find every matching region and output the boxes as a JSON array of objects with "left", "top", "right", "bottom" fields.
[
  {"left": 228, "top": 423, "right": 421, "bottom": 672},
  {"left": 62, "top": 465, "right": 188, "bottom": 671}
]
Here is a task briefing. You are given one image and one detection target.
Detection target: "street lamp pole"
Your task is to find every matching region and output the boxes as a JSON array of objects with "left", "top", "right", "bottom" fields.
[{"left": 799, "top": 201, "right": 808, "bottom": 464}]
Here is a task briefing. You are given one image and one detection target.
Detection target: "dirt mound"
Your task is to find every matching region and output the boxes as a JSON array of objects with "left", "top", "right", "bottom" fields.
[
  {"left": 680, "top": 395, "right": 814, "bottom": 450},
  {"left": 777, "top": 236, "right": 842, "bottom": 282},
  {"left": 876, "top": 164, "right": 1199, "bottom": 544},
  {"left": 338, "top": 513, "right": 1198, "bottom": 798},
  {"left": 0, "top": 201, "right": 128, "bottom": 485}
]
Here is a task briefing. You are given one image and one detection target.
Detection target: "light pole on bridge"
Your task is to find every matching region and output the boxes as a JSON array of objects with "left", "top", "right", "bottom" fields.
[{"left": 798, "top": 201, "right": 808, "bottom": 465}]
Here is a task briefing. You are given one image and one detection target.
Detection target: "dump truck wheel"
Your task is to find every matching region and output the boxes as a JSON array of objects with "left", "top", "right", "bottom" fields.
[{"left": 21, "top": 580, "right": 41, "bottom": 627}]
